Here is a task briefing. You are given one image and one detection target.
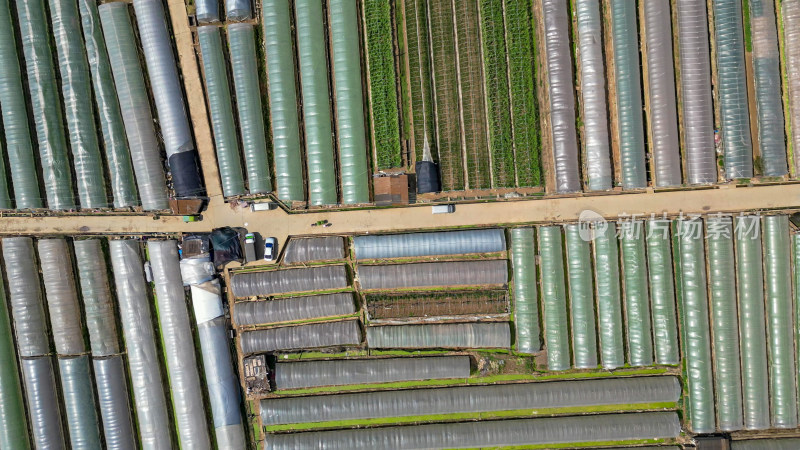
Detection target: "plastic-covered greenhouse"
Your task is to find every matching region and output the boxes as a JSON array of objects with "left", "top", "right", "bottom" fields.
[
  {"left": 353, "top": 229, "right": 505, "bottom": 260},
  {"left": 0, "top": 266, "right": 28, "bottom": 448},
  {"left": 538, "top": 226, "right": 569, "bottom": 370},
  {"left": 2, "top": 237, "right": 50, "bottom": 357},
  {"left": 231, "top": 265, "right": 349, "bottom": 297},
  {"left": 565, "top": 224, "right": 597, "bottom": 368},
  {"left": 732, "top": 438, "right": 800, "bottom": 449},
  {"left": 645, "top": 219, "right": 680, "bottom": 365},
  {"left": 195, "top": 0, "right": 219, "bottom": 23},
  {"left": 283, "top": 236, "right": 346, "bottom": 264},
  {"left": 274, "top": 356, "right": 471, "bottom": 390},
  {"left": 38, "top": 239, "right": 87, "bottom": 356},
  {"left": 20, "top": 356, "right": 65, "bottom": 447},
  {"left": 593, "top": 223, "right": 624, "bottom": 369},
  {"left": 366, "top": 322, "right": 510, "bottom": 349},
  {"left": 619, "top": 221, "right": 653, "bottom": 366},
  {"left": 510, "top": 228, "right": 540, "bottom": 353},
  {"left": 358, "top": 260, "right": 508, "bottom": 290},
  {"left": 784, "top": 0, "right": 800, "bottom": 174},
  {"left": 234, "top": 293, "right": 356, "bottom": 326},
  {"left": 240, "top": 320, "right": 362, "bottom": 353}
]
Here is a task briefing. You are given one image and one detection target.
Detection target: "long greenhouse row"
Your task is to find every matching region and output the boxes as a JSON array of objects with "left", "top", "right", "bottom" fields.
[
  {"left": 0, "top": 237, "right": 243, "bottom": 449},
  {"left": 0, "top": 0, "right": 205, "bottom": 212}
]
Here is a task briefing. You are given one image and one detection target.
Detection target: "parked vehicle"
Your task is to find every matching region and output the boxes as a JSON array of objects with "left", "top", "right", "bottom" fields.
[
  {"left": 244, "top": 233, "right": 256, "bottom": 263},
  {"left": 251, "top": 202, "right": 278, "bottom": 212},
  {"left": 432, "top": 204, "right": 455, "bottom": 214},
  {"left": 264, "top": 237, "right": 278, "bottom": 261}
]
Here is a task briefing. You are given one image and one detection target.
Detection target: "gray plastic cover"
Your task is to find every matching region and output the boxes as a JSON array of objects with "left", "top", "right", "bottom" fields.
[
  {"left": 366, "top": 322, "right": 510, "bottom": 349},
  {"left": 645, "top": 219, "right": 680, "bottom": 365},
  {"left": 93, "top": 356, "right": 136, "bottom": 450},
  {"left": 611, "top": 0, "right": 647, "bottom": 188},
  {"left": 38, "top": 239, "right": 87, "bottom": 356},
  {"left": 195, "top": 0, "right": 219, "bottom": 23},
  {"left": 733, "top": 438, "right": 800, "bottom": 450},
  {"left": 265, "top": 411, "right": 681, "bottom": 449},
  {"left": 762, "top": 215, "right": 797, "bottom": 428},
  {"left": 148, "top": 241, "right": 211, "bottom": 449},
  {"left": 564, "top": 224, "right": 597, "bottom": 368},
  {"left": 226, "top": 0, "right": 251, "bottom": 20},
  {"left": 231, "top": 265, "right": 348, "bottom": 298},
  {"left": 227, "top": 23, "right": 272, "bottom": 194},
  {"left": 784, "top": 0, "right": 800, "bottom": 174},
  {"left": 78, "top": 0, "right": 139, "bottom": 208},
  {"left": 17, "top": 0, "right": 75, "bottom": 210},
  {"left": 538, "top": 226, "right": 569, "bottom": 370},
  {"left": 0, "top": 0, "right": 41, "bottom": 209},
  {"left": 2, "top": 237, "right": 50, "bottom": 357},
  {"left": 21, "top": 356, "right": 66, "bottom": 448},
  {"left": 50, "top": 0, "right": 108, "bottom": 209},
  {"left": 180, "top": 255, "right": 215, "bottom": 286},
  {"left": 240, "top": 320, "right": 361, "bottom": 353},
  {"left": 734, "top": 215, "right": 770, "bottom": 430},
  {"left": 706, "top": 216, "right": 744, "bottom": 430},
  {"left": 99, "top": 2, "right": 169, "bottom": 211},
  {"left": 575, "top": 0, "right": 611, "bottom": 191},
  {"left": 74, "top": 239, "right": 121, "bottom": 357},
  {"left": 59, "top": 355, "right": 102, "bottom": 449},
  {"left": 542, "top": 0, "right": 580, "bottom": 193},
  {"left": 358, "top": 260, "right": 508, "bottom": 290},
  {"left": 274, "top": 356, "right": 471, "bottom": 390},
  {"left": 108, "top": 239, "right": 172, "bottom": 448},
  {"left": 619, "top": 221, "right": 653, "bottom": 366},
  {"left": 198, "top": 25, "right": 245, "bottom": 197},
  {"left": 198, "top": 319, "right": 244, "bottom": 429},
  {"left": 510, "top": 228, "right": 541, "bottom": 353},
  {"left": 642, "top": 0, "right": 681, "bottom": 187},
  {"left": 262, "top": 0, "right": 304, "bottom": 202},
  {"left": 675, "top": 218, "right": 715, "bottom": 433},
  {"left": 713, "top": 0, "right": 753, "bottom": 178},
  {"left": 354, "top": 229, "right": 505, "bottom": 260},
  {"left": 262, "top": 376, "right": 680, "bottom": 425},
  {"left": 0, "top": 263, "right": 29, "bottom": 449},
  {"left": 284, "top": 236, "right": 346, "bottom": 264},
  {"left": 676, "top": 0, "right": 716, "bottom": 184},
  {"left": 234, "top": 293, "right": 356, "bottom": 326},
  {"left": 593, "top": 223, "right": 624, "bottom": 369}
]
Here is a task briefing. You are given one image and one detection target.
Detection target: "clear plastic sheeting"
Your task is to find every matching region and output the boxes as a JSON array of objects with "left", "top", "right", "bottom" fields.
[
  {"left": 78, "top": 0, "right": 139, "bottom": 208},
  {"left": 706, "top": 216, "right": 743, "bottom": 430},
  {"left": 38, "top": 239, "right": 87, "bottom": 356},
  {"left": 645, "top": 220, "right": 679, "bottom": 365},
  {"left": 642, "top": 0, "right": 681, "bottom": 187},
  {"left": 783, "top": 1, "right": 800, "bottom": 174},
  {"left": 296, "top": 0, "right": 337, "bottom": 205},
  {"left": 108, "top": 239, "right": 172, "bottom": 448},
  {"left": 510, "top": 228, "right": 541, "bottom": 353},
  {"left": 69, "top": 238, "right": 121, "bottom": 354},
  {"left": 99, "top": 2, "right": 169, "bottom": 211},
  {"left": 675, "top": 218, "right": 715, "bottom": 433},
  {"left": 676, "top": 0, "right": 716, "bottom": 184},
  {"left": 50, "top": 0, "right": 108, "bottom": 208},
  {"left": 619, "top": 221, "right": 653, "bottom": 366},
  {"left": 366, "top": 323, "right": 510, "bottom": 349},
  {"left": 195, "top": 0, "right": 219, "bottom": 23},
  {"left": 93, "top": 356, "right": 136, "bottom": 450},
  {"left": 733, "top": 438, "right": 800, "bottom": 450},
  {"left": 358, "top": 260, "right": 508, "bottom": 290},
  {"left": 180, "top": 255, "right": 215, "bottom": 286},
  {"left": 262, "top": 0, "right": 304, "bottom": 201},
  {"left": 593, "top": 223, "right": 624, "bottom": 369},
  {"left": 542, "top": 0, "right": 580, "bottom": 193},
  {"left": 354, "top": 229, "right": 505, "bottom": 260},
  {"left": 198, "top": 25, "right": 245, "bottom": 197},
  {"left": 133, "top": 0, "right": 204, "bottom": 198},
  {"left": 59, "top": 355, "right": 102, "bottom": 449},
  {"left": 575, "top": 0, "right": 611, "bottom": 191},
  {"left": 147, "top": 241, "right": 211, "bottom": 449},
  {"left": 761, "top": 215, "right": 797, "bottom": 428},
  {"left": 749, "top": 0, "right": 788, "bottom": 176},
  {"left": 2, "top": 237, "right": 50, "bottom": 357},
  {"left": 329, "top": 0, "right": 369, "bottom": 204},
  {"left": 231, "top": 265, "right": 348, "bottom": 298},
  {"left": 734, "top": 215, "right": 770, "bottom": 430},
  {"left": 564, "top": 224, "right": 597, "bottom": 368},
  {"left": 17, "top": 0, "right": 75, "bottom": 210},
  {"left": 234, "top": 293, "right": 356, "bottom": 326},
  {"left": 262, "top": 376, "right": 680, "bottom": 425},
  {"left": 21, "top": 356, "right": 65, "bottom": 448},
  {"left": 713, "top": 0, "right": 753, "bottom": 179},
  {"left": 274, "top": 356, "right": 471, "bottom": 390},
  {"left": 538, "top": 226, "right": 569, "bottom": 370},
  {"left": 611, "top": 0, "right": 646, "bottom": 188},
  {"left": 0, "top": 272, "right": 28, "bottom": 448},
  {"left": 265, "top": 411, "right": 681, "bottom": 450},
  {"left": 0, "top": 0, "right": 41, "bottom": 209},
  {"left": 284, "top": 236, "right": 346, "bottom": 264},
  {"left": 226, "top": 0, "right": 251, "bottom": 21},
  {"left": 227, "top": 23, "right": 272, "bottom": 194},
  {"left": 240, "top": 320, "right": 361, "bottom": 353}
]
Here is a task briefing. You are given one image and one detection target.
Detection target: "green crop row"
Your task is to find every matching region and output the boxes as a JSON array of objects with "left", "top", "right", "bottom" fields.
[
  {"left": 505, "top": 0, "right": 542, "bottom": 186},
  {"left": 364, "top": 0, "right": 402, "bottom": 169},
  {"left": 480, "top": 0, "right": 515, "bottom": 188},
  {"left": 404, "top": 0, "right": 436, "bottom": 163}
]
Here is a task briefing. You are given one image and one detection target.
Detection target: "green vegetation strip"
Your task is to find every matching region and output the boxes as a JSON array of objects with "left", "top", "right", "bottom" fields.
[
  {"left": 264, "top": 402, "right": 677, "bottom": 432},
  {"left": 364, "top": 0, "right": 402, "bottom": 169},
  {"left": 477, "top": 439, "right": 668, "bottom": 450}
]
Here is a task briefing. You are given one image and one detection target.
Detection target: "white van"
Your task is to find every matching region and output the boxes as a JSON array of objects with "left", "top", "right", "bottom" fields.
[
  {"left": 251, "top": 202, "right": 277, "bottom": 212},
  {"left": 432, "top": 204, "right": 455, "bottom": 214}
]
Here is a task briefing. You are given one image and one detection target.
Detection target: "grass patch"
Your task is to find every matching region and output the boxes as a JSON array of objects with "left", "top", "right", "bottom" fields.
[{"left": 743, "top": 0, "right": 753, "bottom": 52}]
